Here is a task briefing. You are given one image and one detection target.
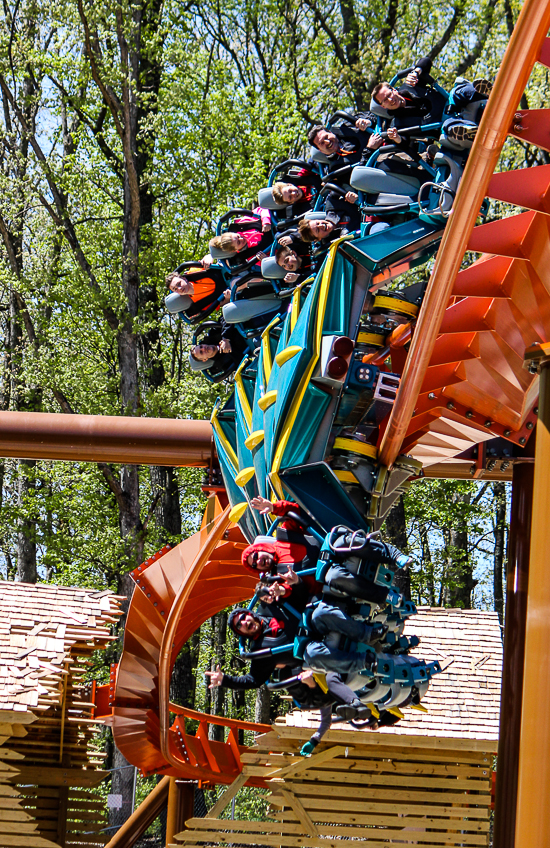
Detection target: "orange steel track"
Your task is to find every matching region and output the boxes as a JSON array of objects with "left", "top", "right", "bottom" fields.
[
  {"left": 100, "top": 0, "right": 550, "bottom": 793},
  {"left": 377, "top": 3, "right": 550, "bottom": 472},
  {"left": 100, "top": 497, "right": 269, "bottom": 785}
]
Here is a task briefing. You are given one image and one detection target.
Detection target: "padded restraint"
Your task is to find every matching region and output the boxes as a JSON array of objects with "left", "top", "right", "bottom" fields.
[
  {"left": 261, "top": 257, "right": 287, "bottom": 279},
  {"left": 188, "top": 353, "right": 212, "bottom": 372},
  {"left": 309, "top": 147, "right": 333, "bottom": 164},
  {"left": 209, "top": 244, "right": 236, "bottom": 259},
  {"left": 165, "top": 292, "right": 192, "bottom": 314},
  {"left": 304, "top": 211, "right": 328, "bottom": 221},
  {"left": 369, "top": 99, "right": 392, "bottom": 120},
  {"left": 258, "top": 187, "right": 286, "bottom": 210},
  {"left": 350, "top": 166, "right": 421, "bottom": 196}
]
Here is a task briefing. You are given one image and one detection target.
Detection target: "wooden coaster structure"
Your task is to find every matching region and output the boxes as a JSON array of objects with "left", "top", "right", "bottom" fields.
[
  {"left": 178, "top": 726, "right": 495, "bottom": 848},
  {"left": 0, "top": 0, "right": 550, "bottom": 846},
  {"left": 0, "top": 581, "right": 122, "bottom": 847}
]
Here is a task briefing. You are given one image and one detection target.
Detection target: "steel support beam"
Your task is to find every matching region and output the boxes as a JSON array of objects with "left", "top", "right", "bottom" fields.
[
  {"left": 104, "top": 775, "right": 170, "bottom": 848},
  {"left": 493, "top": 461, "right": 533, "bottom": 848},
  {"left": 0, "top": 411, "right": 212, "bottom": 466},
  {"left": 165, "top": 778, "right": 196, "bottom": 845},
  {"left": 515, "top": 343, "right": 550, "bottom": 848}
]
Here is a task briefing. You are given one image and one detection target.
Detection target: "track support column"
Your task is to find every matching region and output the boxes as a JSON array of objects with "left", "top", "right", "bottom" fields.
[
  {"left": 493, "top": 461, "right": 533, "bottom": 848},
  {"left": 514, "top": 342, "right": 550, "bottom": 848},
  {"left": 165, "top": 778, "right": 195, "bottom": 846}
]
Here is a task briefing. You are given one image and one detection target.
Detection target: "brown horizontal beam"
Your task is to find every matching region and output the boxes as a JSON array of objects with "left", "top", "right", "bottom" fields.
[
  {"left": 0, "top": 411, "right": 213, "bottom": 466},
  {"left": 420, "top": 462, "right": 515, "bottom": 481}
]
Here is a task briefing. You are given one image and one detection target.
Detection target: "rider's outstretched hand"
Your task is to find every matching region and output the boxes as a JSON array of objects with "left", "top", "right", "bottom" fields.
[
  {"left": 250, "top": 496, "right": 273, "bottom": 514},
  {"left": 205, "top": 664, "right": 223, "bottom": 688}
]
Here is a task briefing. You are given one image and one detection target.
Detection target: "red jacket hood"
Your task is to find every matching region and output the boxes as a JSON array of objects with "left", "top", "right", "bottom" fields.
[{"left": 241, "top": 540, "right": 279, "bottom": 575}]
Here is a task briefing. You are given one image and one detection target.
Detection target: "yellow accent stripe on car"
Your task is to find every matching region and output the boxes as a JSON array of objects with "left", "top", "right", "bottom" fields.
[
  {"left": 257, "top": 390, "right": 277, "bottom": 411},
  {"left": 334, "top": 470, "right": 360, "bottom": 484},
  {"left": 233, "top": 359, "right": 252, "bottom": 432},
  {"left": 274, "top": 345, "right": 303, "bottom": 367},
  {"left": 333, "top": 438, "right": 377, "bottom": 459},
  {"left": 373, "top": 295, "right": 419, "bottom": 318},
  {"left": 244, "top": 430, "right": 265, "bottom": 450},
  {"left": 271, "top": 243, "right": 344, "bottom": 480},
  {"left": 357, "top": 331, "right": 386, "bottom": 346},
  {"left": 234, "top": 467, "right": 255, "bottom": 487},
  {"left": 289, "top": 278, "right": 312, "bottom": 332},
  {"left": 261, "top": 316, "right": 280, "bottom": 383},
  {"left": 210, "top": 405, "right": 238, "bottom": 472},
  {"left": 229, "top": 502, "right": 248, "bottom": 523}
]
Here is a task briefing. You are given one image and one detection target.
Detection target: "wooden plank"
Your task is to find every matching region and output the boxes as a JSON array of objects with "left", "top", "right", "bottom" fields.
[
  {"left": 274, "top": 808, "right": 490, "bottom": 832},
  {"left": 253, "top": 744, "right": 493, "bottom": 765},
  {"left": 268, "top": 795, "right": 490, "bottom": 819},
  {"left": 0, "top": 724, "right": 27, "bottom": 737},
  {"left": 0, "top": 786, "right": 22, "bottom": 797},
  {"left": 0, "top": 821, "right": 41, "bottom": 833},
  {"left": 9, "top": 766, "right": 108, "bottom": 787},
  {"left": 266, "top": 745, "right": 351, "bottom": 779},
  {"left": 249, "top": 755, "right": 491, "bottom": 779},
  {"left": 0, "top": 809, "right": 34, "bottom": 822},
  {"left": 272, "top": 724, "right": 498, "bottom": 752},
  {"left": 242, "top": 748, "right": 492, "bottom": 768},
  {"left": 176, "top": 823, "right": 488, "bottom": 846},
  {"left": 0, "top": 838, "right": 58, "bottom": 848},
  {"left": 175, "top": 827, "right": 394, "bottom": 848},
  {"left": 207, "top": 773, "right": 248, "bottom": 819},
  {"left": 264, "top": 767, "right": 491, "bottom": 792},
  {"left": 278, "top": 789, "right": 318, "bottom": 837},
  {"left": 272, "top": 780, "right": 491, "bottom": 805}
]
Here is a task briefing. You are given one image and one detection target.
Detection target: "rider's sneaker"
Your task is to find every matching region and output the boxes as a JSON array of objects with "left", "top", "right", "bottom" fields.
[
  {"left": 473, "top": 78, "right": 493, "bottom": 97},
  {"left": 446, "top": 124, "right": 478, "bottom": 142},
  {"left": 368, "top": 623, "right": 389, "bottom": 643}
]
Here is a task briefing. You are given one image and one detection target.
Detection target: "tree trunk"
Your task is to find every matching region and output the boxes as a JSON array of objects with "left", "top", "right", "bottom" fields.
[
  {"left": 255, "top": 685, "right": 271, "bottom": 724},
  {"left": 16, "top": 460, "right": 37, "bottom": 583},
  {"left": 151, "top": 465, "right": 182, "bottom": 541},
  {"left": 171, "top": 629, "right": 200, "bottom": 706},
  {"left": 209, "top": 612, "right": 227, "bottom": 741},
  {"left": 445, "top": 491, "right": 475, "bottom": 609},
  {"left": 493, "top": 481, "right": 507, "bottom": 624},
  {"left": 384, "top": 495, "right": 410, "bottom": 600}
]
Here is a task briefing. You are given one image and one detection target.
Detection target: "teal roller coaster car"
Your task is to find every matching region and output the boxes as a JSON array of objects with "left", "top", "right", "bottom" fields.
[{"left": 212, "top": 216, "right": 445, "bottom": 542}]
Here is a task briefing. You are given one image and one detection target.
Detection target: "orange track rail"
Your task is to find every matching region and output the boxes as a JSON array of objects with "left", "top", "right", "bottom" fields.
[
  {"left": 101, "top": 498, "right": 268, "bottom": 784},
  {"left": 378, "top": 5, "right": 550, "bottom": 471}
]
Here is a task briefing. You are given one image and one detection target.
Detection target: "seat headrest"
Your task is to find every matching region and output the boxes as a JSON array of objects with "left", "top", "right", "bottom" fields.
[
  {"left": 188, "top": 353, "right": 212, "bottom": 372},
  {"left": 165, "top": 292, "right": 192, "bottom": 314},
  {"left": 304, "top": 211, "right": 327, "bottom": 221},
  {"left": 258, "top": 187, "right": 286, "bottom": 210},
  {"left": 309, "top": 147, "right": 333, "bottom": 164},
  {"left": 209, "top": 244, "right": 236, "bottom": 259},
  {"left": 369, "top": 98, "right": 392, "bottom": 119},
  {"left": 261, "top": 257, "right": 286, "bottom": 279}
]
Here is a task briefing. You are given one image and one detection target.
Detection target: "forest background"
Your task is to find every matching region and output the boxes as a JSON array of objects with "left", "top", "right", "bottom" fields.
[{"left": 0, "top": 0, "right": 546, "bottom": 833}]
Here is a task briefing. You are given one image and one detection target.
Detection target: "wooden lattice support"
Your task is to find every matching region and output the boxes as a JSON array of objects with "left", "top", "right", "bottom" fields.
[
  {"left": 0, "top": 581, "right": 123, "bottom": 847},
  {"left": 172, "top": 725, "right": 495, "bottom": 848}
]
